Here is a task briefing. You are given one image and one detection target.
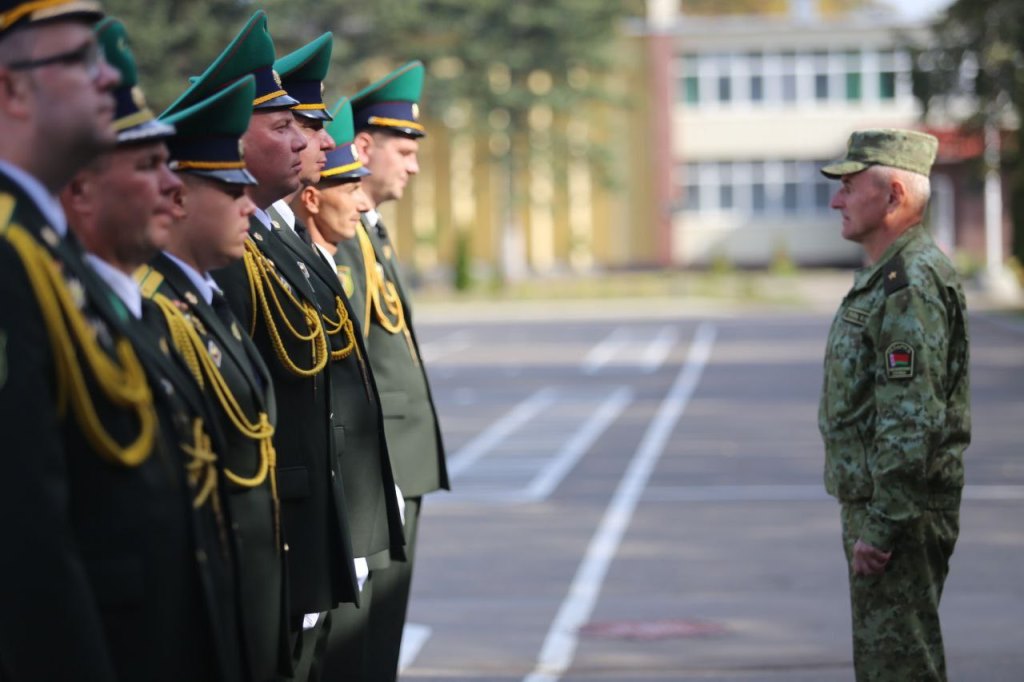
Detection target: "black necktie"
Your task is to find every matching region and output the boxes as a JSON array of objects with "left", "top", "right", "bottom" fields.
[{"left": 210, "top": 290, "right": 235, "bottom": 327}]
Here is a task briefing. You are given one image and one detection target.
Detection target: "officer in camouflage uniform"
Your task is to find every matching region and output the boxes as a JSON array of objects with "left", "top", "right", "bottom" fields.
[{"left": 818, "top": 129, "right": 971, "bottom": 682}]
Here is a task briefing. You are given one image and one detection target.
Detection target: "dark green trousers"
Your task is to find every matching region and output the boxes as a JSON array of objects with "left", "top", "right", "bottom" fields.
[
  {"left": 321, "top": 572, "right": 374, "bottom": 681},
  {"left": 841, "top": 504, "right": 959, "bottom": 682},
  {"left": 286, "top": 611, "right": 332, "bottom": 682},
  {"left": 365, "top": 496, "right": 422, "bottom": 682}
]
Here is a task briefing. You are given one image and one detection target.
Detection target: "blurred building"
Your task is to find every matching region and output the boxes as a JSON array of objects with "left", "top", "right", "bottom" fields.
[
  {"left": 643, "top": 0, "right": 931, "bottom": 267},
  {"left": 376, "top": 0, "right": 1003, "bottom": 282}
]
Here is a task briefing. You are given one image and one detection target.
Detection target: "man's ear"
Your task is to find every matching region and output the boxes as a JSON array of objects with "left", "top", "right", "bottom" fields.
[
  {"left": 300, "top": 185, "right": 320, "bottom": 215},
  {"left": 59, "top": 173, "right": 93, "bottom": 216},
  {"left": 353, "top": 131, "right": 374, "bottom": 165},
  {"left": 888, "top": 177, "right": 906, "bottom": 213},
  {"left": 169, "top": 182, "right": 187, "bottom": 220},
  {"left": 0, "top": 67, "right": 32, "bottom": 119}
]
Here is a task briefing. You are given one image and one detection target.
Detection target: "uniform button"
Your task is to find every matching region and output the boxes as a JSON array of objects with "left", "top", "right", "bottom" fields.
[
  {"left": 284, "top": 543, "right": 290, "bottom": 552},
  {"left": 331, "top": 470, "right": 336, "bottom": 479},
  {"left": 329, "top": 412, "right": 334, "bottom": 419},
  {"left": 196, "top": 549, "right": 207, "bottom": 564}
]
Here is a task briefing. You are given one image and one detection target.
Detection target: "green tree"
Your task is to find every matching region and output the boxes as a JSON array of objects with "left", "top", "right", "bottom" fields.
[
  {"left": 912, "top": 0, "right": 1024, "bottom": 261},
  {"left": 103, "top": 0, "right": 259, "bottom": 109}
]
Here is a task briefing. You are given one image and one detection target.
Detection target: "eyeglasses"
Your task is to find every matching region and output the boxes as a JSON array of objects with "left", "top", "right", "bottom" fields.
[{"left": 5, "top": 40, "right": 108, "bottom": 80}]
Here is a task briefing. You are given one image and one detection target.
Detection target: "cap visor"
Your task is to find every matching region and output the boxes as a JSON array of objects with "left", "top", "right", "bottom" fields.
[
  {"left": 184, "top": 168, "right": 258, "bottom": 186},
  {"left": 255, "top": 93, "right": 301, "bottom": 110},
  {"left": 117, "top": 119, "right": 177, "bottom": 145},
  {"left": 294, "top": 108, "right": 332, "bottom": 122},
  {"left": 820, "top": 160, "right": 869, "bottom": 179}
]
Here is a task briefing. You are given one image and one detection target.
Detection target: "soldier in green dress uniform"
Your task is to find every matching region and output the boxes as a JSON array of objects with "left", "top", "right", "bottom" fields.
[
  {"left": 292, "top": 96, "right": 408, "bottom": 681},
  {"left": 271, "top": 37, "right": 407, "bottom": 682},
  {"left": 161, "top": 11, "right": 362, "bottom": 680},
  {"left": 132, "top": 76, "right": 294, "bottom": 682},
  {"left": 1, "top": 7, "right": 243, "bottom": 679},
  {"left": 332, "top": 60, "right": 450, "bottom": 682},
  {"left": 818, "top": 129, "right": 970, "bottom": 682}
]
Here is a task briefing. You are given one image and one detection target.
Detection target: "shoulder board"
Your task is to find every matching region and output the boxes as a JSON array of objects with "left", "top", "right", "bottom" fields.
[
  {"left": 881, "top": 255, "right": 909, "bottom": 296},
  {"left": 134, "top": 265, "right": 165, "bottom": 299},
  {"left": 0, "top": 192, "right": 16, "bottom": 233}
]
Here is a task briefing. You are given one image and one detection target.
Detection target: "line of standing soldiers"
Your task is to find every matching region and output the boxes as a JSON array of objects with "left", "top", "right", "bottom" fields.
[{"left": 0, "top": 3, "right": 447, "bottom": 681}]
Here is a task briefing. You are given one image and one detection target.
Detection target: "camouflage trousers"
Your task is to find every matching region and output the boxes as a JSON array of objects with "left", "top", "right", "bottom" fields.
[{"left": 841, "top": 504, "right": 959, "bottom": 682}]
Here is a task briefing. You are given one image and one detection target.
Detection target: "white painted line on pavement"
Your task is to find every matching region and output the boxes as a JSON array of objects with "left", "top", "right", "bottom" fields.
[
  {"left": 643, "top": 484, "right": 1024, "bottom": 503},
  {"left": 523, "top": 322, "right": 717, "bottom": 682},
  {"left": 419, "top": 329, "right": 473, "bottom": 362},
  {"left": 523, "top": 387, "right": 634, "bottom": 501},
  {"left": 398, "top": 623, "right": 432, "bottom": 672},
  {"left": 581, "top": 326, "right": 630, "bottom": 375},
  {"left": 639, "top": 325, "right": 679, "bottom": 374},
  {"left": 446, "top": 387, "right": 558, "bottom": 479}
]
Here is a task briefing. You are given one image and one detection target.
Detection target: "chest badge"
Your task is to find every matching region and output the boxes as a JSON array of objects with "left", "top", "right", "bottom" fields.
[{"left": 207, "top": 339, "right": 223, "bottom": 368}]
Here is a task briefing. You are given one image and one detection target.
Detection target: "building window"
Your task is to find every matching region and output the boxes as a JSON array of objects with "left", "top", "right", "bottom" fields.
[
  {"left": 751, "top": 75, "right": 764, "bottom": 102},
  {"left": 676, "top": 47, "right": 909, "bottom": 109},
  {"left": 685, "top": 76, "right": 700, "bottom": 104},
  {"left": 844, "top": 51, "right": 862, "bottom": 102},
  {"left": 718, "top": 75, "right": 732, "bottom": 103},
  {"left": 878, "top": 72, "right": 895, "bottom": 100},
  {"left": 681, "top": 54, "right": 700, "bottom": 106},
  {"left": 814, "top": 74, "right": 829, "bottom": 100},
  {"left": 678, "top": 160, "right": 845, "bottom": 217},
  {"left": 877, "top": 50, "right": 896, "bottom": 101}
]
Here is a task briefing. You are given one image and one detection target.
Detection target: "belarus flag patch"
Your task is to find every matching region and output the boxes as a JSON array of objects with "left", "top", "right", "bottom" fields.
[{"left": 885, "top": 342, "right": 915, "bottom": 379}]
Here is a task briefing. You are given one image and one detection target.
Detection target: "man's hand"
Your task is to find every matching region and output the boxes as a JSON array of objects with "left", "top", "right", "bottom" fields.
[{"left": 852, "top": 538, "right": 892, "bottom": 576}]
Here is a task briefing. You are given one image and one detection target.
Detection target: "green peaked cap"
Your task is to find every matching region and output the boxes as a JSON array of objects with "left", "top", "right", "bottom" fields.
[
  {"left": 320, "top": 97, "right": 369, "bottom": 181},
  {"left": 160, "top": 76, "right": 257, "bottom": 186},
  {"left": 161, "top": 10, "right": 297, "bottom": 118},
  {"left": 350, "top": 60, "right": 425, "bottom": 138},
  {"left": 94, "top": 17, "right": 174, "bottom": 143},
  {"left": 274, "top": 31, "right": 333, "bottom": 121},
  {"left": 821, "top": 129, "right": 939, "bottom": 179}
]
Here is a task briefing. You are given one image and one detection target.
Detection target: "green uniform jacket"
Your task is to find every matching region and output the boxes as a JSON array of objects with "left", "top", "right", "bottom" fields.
[
  {"left": 140, "top": 253, "right": 291, "bottom": 680},
  {"left": 819, "top": 225, "right": 970, "bottom": 551},
  {"left": 268, "top": 213, "right": 404, "bottom": 564},
  {"left": 214, "top": 217, "right": 358, "bottom": 614},
  {"left": 0, "top": 173, "right": 242, "bottom": 682},
  {"left": 334, "top": 215, "right": 449, "bottom": 498}
]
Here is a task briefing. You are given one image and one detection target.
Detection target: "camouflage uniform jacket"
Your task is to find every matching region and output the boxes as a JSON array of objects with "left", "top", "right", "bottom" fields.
[{"left": 819, "top": 224, "right": 970, "bottom": 551}]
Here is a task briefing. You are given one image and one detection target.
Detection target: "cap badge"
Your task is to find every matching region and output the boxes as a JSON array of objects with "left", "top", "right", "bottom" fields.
[
  {"left": 411, "top": 103, "right": 420, "bottom": 121},
  {"left": 272, "top": 69, "right": 283, "bottom": 88}
]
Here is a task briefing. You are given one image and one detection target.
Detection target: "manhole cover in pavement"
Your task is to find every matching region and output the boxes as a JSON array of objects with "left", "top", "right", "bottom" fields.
[{"left": 578, "top": 619, "right": 728, "bottom": 641}]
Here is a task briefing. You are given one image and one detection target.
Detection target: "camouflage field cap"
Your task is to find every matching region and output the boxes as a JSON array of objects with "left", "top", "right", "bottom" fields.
[
  {"left": 160, "top": 76, "right": 257, "bottom": 186},
  {"left": 821, "top": 129, "right": 939, "bottom": 179},
  {"left": 161, "top": 10, "right": 297, "bottom": 118},
  {"left": 94, "top": 17, "right": 175, "bottom": 143},
  {"left": 0, "top": 0, "right": 102, "bottom": 35},
  {"left": 274, "top": 31, "right": 333, "bottom": 121},
  {"left": 319, "top": 97, "right": 369, "bottom": 182},
  {"left": 351, "top": 60, "right": 425, "bottom": 138}
]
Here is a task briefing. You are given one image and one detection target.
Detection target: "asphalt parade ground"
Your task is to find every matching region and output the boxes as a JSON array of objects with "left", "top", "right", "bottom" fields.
[{"left": 396, "top": 293, "right": 1024, "bottom": 682}]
